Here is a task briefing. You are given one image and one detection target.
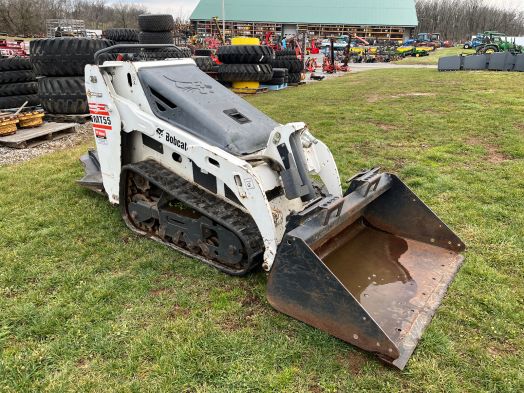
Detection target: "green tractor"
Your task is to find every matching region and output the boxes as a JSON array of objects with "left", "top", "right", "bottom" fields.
[{"left": 476, "top": 31, "right": 523, "bottom": 54}]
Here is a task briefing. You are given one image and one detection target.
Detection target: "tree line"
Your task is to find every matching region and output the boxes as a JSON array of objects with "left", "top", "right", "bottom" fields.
[
  {"left": 0, "top": 0, "right": 147, "bottom": 36},
  {"left": 416, "top": 0, "right": 524, "bottom": 40}
]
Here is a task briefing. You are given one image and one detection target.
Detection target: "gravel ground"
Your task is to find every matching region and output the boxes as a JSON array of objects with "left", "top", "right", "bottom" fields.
[{"left": 0, "top": 122, "right": 92, "bottom": 166}]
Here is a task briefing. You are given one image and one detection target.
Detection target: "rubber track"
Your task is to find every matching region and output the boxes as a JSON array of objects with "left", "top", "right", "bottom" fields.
[{"left": 124, "top": 160, "right": 264, "bottom": 275}]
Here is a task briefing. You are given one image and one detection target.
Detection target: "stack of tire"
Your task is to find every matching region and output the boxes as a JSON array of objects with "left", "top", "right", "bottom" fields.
[
  {"left": 192, "top": 48, "right": 217, "bottom": 74},
  {"left": 103, "top": 28, "right": 139, "bottom": 44},
  {"left": 30, "top": 38, "right": 112, "bottom": 114},
  {"left": 265, "top": 68, "right": 288, "bottom": 87},
  {"left": 137, "top": 14, "right": 191, "bottom": 60},
  {"left": 216, "top": 45, "right": 274, "bottom": 85},
  {"left": 0, "top": 57, "right": 39, "bottom": 110},
  {"left": 272, "top": 49, "right": 303, "bottom": 84}
]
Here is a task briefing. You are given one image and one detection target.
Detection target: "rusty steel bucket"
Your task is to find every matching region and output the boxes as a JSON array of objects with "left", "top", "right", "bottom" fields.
[{"left": 267, "top": 170, "right": 465, "bottom": 369}]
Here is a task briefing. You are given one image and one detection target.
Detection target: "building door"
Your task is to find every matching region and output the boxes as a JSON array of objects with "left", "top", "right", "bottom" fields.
[{"left": 283, "top": 24, "right": 297, "bottom": 37}]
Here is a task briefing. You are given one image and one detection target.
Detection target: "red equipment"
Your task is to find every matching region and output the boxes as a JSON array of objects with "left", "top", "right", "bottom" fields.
[
  {"left": 262, "top": 31, "right": 280, "bottom": 51},
  {"left": 305, "top": 57, "right": 319, "bottom": 72},
  {"left": 308, "top": 39, "right": 319, "bottom": 54},
  {"left": 0, "top": 40, "right": 28, "bottom": 57}
]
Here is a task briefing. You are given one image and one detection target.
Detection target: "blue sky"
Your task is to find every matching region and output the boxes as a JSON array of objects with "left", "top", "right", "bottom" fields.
[{"left": 117, "top": 0, "right": 524, "bottom": 17}]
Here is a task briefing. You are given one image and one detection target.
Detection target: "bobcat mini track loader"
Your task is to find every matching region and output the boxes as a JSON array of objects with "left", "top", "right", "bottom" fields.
[{"left": 79, "top": 45, "right": 465, "bottom": 369}]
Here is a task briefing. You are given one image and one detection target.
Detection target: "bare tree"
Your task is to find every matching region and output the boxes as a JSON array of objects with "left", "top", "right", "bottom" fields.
[
  {"left": 0, "top": 0, "right": 146, "bottom": 36},
  {"left": 416, "top": 0, "right": 524, "bottom": 40}
]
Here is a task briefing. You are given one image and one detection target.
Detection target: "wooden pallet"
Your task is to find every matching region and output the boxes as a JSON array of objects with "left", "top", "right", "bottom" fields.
[
  {"left": 231, "top": 87, "right": 268, "bottom": 95},
  {"left": 260, "top": 83, "right": 288, "bottom": 91},
  {"left": 44, "top": 113, "right": 90, "bottom": 124},
  {"left": 0, "top": 122, "right": 77, "bottom": 148}
]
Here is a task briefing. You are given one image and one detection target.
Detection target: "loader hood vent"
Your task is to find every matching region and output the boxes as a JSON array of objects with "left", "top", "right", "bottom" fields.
[{"left": 138, "top": 64, "right": 278, "bottom": 156}]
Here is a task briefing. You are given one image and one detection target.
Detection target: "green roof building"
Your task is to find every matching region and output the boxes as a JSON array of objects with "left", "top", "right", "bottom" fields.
[{"left": 190, "top": 0, "right": 418, "bottom": 42}]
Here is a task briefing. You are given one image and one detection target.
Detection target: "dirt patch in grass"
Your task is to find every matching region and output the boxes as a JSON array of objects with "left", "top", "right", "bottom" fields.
[
  {"left": 367, "top": 92, "right": 435, "bottom": 103},
  {"left": 467, "top": 137, "right": 509, "bottom": 163},
  {"left": 367, "top": 94, "right": 380, "bottom": 103},
  {"left": 373, "top": 122, "right": 397, "bottom": 132},
  {"left": 390, "top": 92, "right": 436, "bottom": 99},
  {"left": 169, "top": 304, "right": 191, "bottom": 319},
  {"left": 336, "top": 351, "right": 368, "bottom": 375}
]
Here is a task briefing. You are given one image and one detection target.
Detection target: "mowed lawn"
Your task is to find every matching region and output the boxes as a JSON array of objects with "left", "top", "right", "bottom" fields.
[{"left": 1, "top": 69, "right": 523, "bottom": 392}]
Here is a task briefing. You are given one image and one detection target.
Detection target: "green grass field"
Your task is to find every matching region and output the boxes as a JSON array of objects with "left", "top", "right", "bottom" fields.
[
  {"left": 394, "top": 47, "right": 476, "bottom": 65},
  {"left": 1, "top": 69, "right": 523, "bottom": 392}
]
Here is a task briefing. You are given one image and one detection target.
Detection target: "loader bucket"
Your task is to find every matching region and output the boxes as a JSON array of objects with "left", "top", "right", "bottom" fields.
[{"left": 267, "top": 170, "right": 465, "bottom": 369}]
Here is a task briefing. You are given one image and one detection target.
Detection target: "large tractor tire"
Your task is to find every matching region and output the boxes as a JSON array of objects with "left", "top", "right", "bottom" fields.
[
  {"left": 0, "top": 94, "right": 40, "bottom": 109},
  {"left": 138, "top": 31, "right": 174, "bottom": 45},
  {"left": 288, "top": 73, "right": 302, "bottom": 84},
  {"left": 0, "top": 82, "right": 37, "bottom": 96},
  {"left": 193, "top": 56, "right": 215, "bottom": 72},
  {"left": 138, "top": 14, "right": 175, "bottom": 32},
  {"left": 103, "top": 28, "right": 139, "bottom": 42},
  {"left": 218, "top": 63, "right": 273, "bottom": 82},
  {"left": 37, "top": 76, "right": 88, "bottom": 114},
  {"left": 477, "top": 45, "right": 499, "bottom": 54},
  {"left": 0, "top": 70, "right": 35, "bottom": 84},
  {"left": 30, "top": 38, "right": 112, "bottom": 76},
  {"left": 194, "top": 49, "right": 212, "bottom": 56},
  {"left": 141, "top": 47, "right": 191, "bottom": 60},
  {"left": 217, "top": 45, "right": 274, "bottom": 64},
  {"left": 0, "top": 57, "right": 32, "bottom": 72},
  {"left": 271, "top": 58, "right": 303, "bottom": 73},
  {"left": 276, "top": 49, "right": 297, "bottom": 57}
]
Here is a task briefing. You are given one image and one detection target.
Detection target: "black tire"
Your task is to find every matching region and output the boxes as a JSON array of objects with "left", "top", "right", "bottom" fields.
[
  {"left": 138, "top": 31, "right": 174, "bottom": 45},
  {"left": 194, "top": 49, "right": 212, "bottom": 56},
  {"left": 276, "top": 49, "right": 296, "bottom": 57},
  {"left": 218, "top": 63, "right": 273, "bottom": 82},
  {"left": 0, "top": 70, "right": 35, "bottom": 83},
  {"left": 265, "top": 77, "right": 285, "bottom": 85},
  {"left": 0, "top": 57, "right": 32, "bottom": 71},
  {"left": 37, "top": 76, "right": 88, "bottom": 114},
  {"left": 30, "top": 38, "right": 112, "bottom": 76},
  {"left": 180, "top": 47, "right": 192, "bottom": 57},
  {"left": 138, "top": 14, "right": 174, "bottom": 32},
  {"left": 0, "top": 82, "right": 37, "bottom": 96},
  {"left": 477, "top": 45, "right": 498, "bottom": 54},
  {"left": 193, "top": 56, "right": 215, "bottom": 72},
  {"left": 217, "top": 45, "right": 274, "bottom": 64},
  {"left": 272, "top": 68, "right": 287, "bottom": 78},
  {"left": 271, "top": 58, "right": 303, "bottom": 73},
  {"left": 141, "top": 47, "right": 191, "bottom": 60},
  {"left": 463, "top": 44, "right": 471, "bottom": 49},
  {"left": 0, "top": 94, "right": 40, "bottom": 109},
  {"left": 103, "top": 28, "right": 139, "bottom": 42},
  {"left": 288, "top": 73, "right": 301, "bottom": 83}
]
